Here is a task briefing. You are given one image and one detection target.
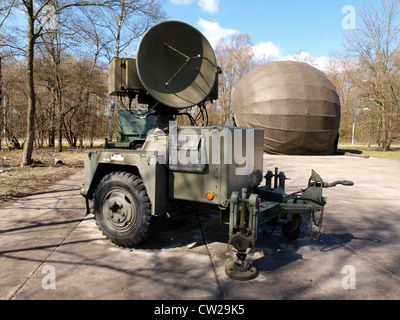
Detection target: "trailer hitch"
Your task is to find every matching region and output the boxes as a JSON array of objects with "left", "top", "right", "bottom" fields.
[{"left": 309, "top": 169, "right": 354, "bottom": 188}]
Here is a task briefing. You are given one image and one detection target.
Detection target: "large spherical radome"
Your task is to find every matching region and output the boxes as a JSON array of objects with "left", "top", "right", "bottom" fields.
[{"left": 232, "top": 61, "right": 340, "bottom": 155}]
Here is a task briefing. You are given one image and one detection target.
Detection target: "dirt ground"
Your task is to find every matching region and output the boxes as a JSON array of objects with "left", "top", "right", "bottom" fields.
[{"left": 0, "top": 148, "right": 84, "bottom": 207}]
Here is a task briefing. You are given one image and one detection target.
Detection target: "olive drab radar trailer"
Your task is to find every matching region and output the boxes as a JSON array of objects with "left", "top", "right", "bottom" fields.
[{"left": 81, "top": 21, "right": 353, "bottom": 281}]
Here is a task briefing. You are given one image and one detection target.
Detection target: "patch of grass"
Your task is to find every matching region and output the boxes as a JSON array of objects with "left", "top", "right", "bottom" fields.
[
  {"left": 338, "top": 145, "right": 400, "bottom": 159},
  {"left": 0, "top": 148, "right": 85, "bottom": 207}
]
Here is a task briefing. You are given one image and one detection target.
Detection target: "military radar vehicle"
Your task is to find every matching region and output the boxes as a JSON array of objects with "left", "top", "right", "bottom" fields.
[{"left": 81, "top": 21, "right": 353, "bottom": 281}]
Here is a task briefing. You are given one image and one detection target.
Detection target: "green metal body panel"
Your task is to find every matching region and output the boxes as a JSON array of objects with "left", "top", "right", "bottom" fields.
[{"left": 169, "top": 126, "right": 264, "bottom": 205}]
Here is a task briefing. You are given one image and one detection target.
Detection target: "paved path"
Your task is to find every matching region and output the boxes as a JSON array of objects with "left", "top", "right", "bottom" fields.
[{"left": 1, "top": 154, "right": 399, "bottom": 300}]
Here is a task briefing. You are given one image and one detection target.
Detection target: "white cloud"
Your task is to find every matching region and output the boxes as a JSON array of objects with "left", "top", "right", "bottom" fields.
[
  {"left": 252, "top": 41, "right": 281, "bottom": 60},
  {"left": 198, "top": 0, "right": 220, "bottom": 14},
  {"left": 169, "top": 0, "right": 219, "bottom": 14},
  {"left": 281, "top": 51, "right": 330, "bottom": 72},
  {"left": 197, "top": 18, "right": 238, "bottom": 47},
  {"left": 313, "top": 56, "right": 330, "bottom": 72},
  {"left": 249, "top": 47, "right": 330, "bottom": 72}
]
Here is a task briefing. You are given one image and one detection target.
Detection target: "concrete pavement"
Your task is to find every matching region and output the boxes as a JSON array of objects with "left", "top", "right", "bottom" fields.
[{"left": 1, "top": 154, "right": 400, "bottom": 300}]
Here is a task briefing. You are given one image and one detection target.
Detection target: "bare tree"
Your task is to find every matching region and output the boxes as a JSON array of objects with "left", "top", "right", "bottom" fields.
[
  {"left": 1, "top": 1, "right": 82, "bottom": 163},
  {"left": 0, "top": 58, "right": 28, "bottom": 149},
  {"left": 76, "top": 0, "right": 166, "bottom": 142},
  {"left": 60, "top": 56, "right": 108, "bottom": 148},
  {"left": 80, "top": 0, "right": 166, "bottom": 60},
  {"left": 344, "top": 0, "right": 400, "bottom": 150},
  {"left": 0, "top": 56, "right": 3, "bottom": 149},
  {"left": 0, "top": 0, "right": 138, "bottom": 165},
  {"left": 210, "top": 33, "right": 258, "bottom": 126}
]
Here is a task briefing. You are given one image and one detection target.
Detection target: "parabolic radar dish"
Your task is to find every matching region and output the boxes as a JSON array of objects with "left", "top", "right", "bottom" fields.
[
  {"left": 136, "top": 20, "right": 218, "bottom": 110},
  {"left": 232, "top": 61, "right": 341, "bottom": 155}
]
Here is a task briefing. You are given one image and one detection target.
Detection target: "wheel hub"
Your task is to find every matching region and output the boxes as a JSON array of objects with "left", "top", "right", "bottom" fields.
[
  {"left": 102, "top": 189, "right": 136, "bottom": 232},
  {"left": 109, "top": 200, "right": 126, "bottom": 222}
]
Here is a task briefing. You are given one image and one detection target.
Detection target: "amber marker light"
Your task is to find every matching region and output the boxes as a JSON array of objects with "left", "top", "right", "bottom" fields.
[{"left": 206, "top": 192, "right": 214, "bottom": 201}]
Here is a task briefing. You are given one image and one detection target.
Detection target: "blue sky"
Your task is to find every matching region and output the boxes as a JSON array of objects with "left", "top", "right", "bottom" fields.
[
  {"left": 164, "top": 0, "right": 367, "bottom": 70},
  {"left": 4, "top": 0, "right": 371, "bottom": 70}
]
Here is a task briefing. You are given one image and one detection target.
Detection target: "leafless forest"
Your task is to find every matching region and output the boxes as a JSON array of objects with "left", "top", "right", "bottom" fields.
[{"left": 0, "top": 0, "right": 399, "bottom": 166}]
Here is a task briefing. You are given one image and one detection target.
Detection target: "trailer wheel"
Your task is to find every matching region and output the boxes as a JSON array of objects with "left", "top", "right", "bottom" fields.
[
  {"left": 93, "top": 172, "right": 153, "bottom": 247},
  {"left": 282, "top": 215, "right": 302, "bottom": 240},
  {"left": 282, "top": 222, "right": 300, "bottom": 240}
]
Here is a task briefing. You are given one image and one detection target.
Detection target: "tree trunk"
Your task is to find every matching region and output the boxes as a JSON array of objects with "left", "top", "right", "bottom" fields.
[
  {"left": 58, "top": 114, "right": 63, "bottom": 152},
  {"left": 57, "top": 75, "right": 63, "bottom": 152},
  {"left": 48, "top": 89, "right": 56, "bottom": 148},
  {"left": 0, "top": 56, "right": 2, "bottom": 150},
  {"left": 22, "top": 4, "right": 37, "bottom": 166}
]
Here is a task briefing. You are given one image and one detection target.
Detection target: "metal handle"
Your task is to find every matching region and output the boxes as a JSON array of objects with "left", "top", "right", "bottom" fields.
[{"left": 324, "top": 180, "right": 354, "bottom": 188}]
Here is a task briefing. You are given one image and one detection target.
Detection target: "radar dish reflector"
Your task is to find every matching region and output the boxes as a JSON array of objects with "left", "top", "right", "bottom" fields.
[{"left": 136, "top": 21, "right": 218, "bottom": 109}]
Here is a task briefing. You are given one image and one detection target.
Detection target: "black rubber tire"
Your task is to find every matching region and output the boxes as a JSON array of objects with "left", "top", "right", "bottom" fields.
[
  {"left": 93, "top": 172, "right": 153, "bottom": 246},
  {"left": 282, "top": 221, "right": 300, "bottom": 240}
]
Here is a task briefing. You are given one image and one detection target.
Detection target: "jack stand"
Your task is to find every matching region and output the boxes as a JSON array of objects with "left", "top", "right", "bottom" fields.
[
  {"left": 225, "top": 250, "right": 258, "bottom": 281},
  {"left": 225, "top": 189, "right": 259, "bottom": 281}
]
